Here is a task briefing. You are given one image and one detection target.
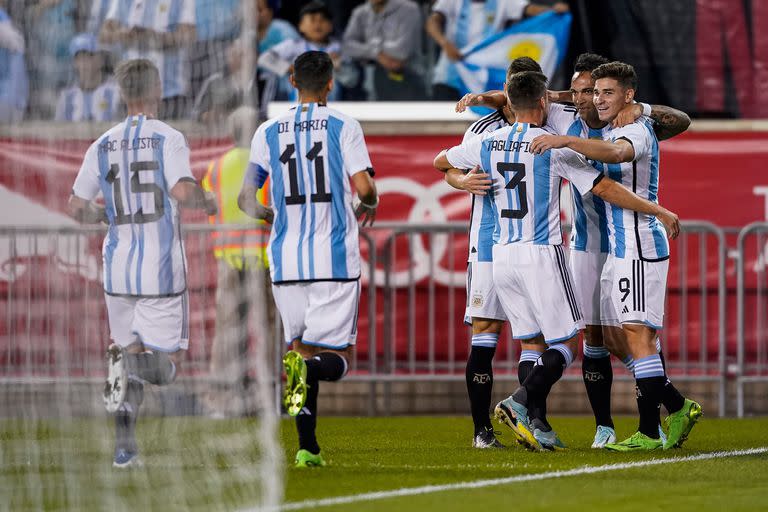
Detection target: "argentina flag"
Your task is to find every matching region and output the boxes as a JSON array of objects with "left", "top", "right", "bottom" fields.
[{"left": 448, "top": 12, "right": 572, "bottom": 100}]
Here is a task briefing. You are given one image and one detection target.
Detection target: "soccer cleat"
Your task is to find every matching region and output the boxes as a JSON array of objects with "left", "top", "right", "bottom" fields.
[
  {"left": 295, "top": 449, "right": 326, "bottom": 468},
  {"left": 493, "top": 395, "right": 541, "bottom": 451},
  {"left": 663, "top": 398, "right": 703, "bottom": 450},
  {"left": 658, "top": 424, "right": 668, "bottom": 446},
  {"left": 604, "top": 431, "right": 663, "bottom": 452},
  {"left": 591, "top": 425, "right": 617, "bottom": 449},
  {"left": 472, "top": 427, "right": 505, "bottom": 449},
  {"left": 282, "top": 351, "right": 308, "bottom": 417},
  {"left": 104, "top": 344, "right": 127, "bottom": 414},
  {"left": 533, "top": 428, "right": 567, "bottom": 451},
  {"left": 113, "top": 448, "right": 142, "bottom": 468}
]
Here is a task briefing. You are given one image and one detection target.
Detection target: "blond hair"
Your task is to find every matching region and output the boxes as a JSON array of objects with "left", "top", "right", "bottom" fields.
[{"left": 115, "top": 59, "right": 161, "bottom": 102}]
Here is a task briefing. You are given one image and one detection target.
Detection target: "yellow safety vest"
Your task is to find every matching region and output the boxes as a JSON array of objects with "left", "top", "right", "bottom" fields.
[{"left": 202, "top": 147, "right": 270, "bottom": 270}]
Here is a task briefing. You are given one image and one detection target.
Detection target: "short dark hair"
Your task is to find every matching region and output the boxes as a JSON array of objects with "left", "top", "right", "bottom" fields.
[
  {"left": 115, "top": 58, "right": 160, "bottom": 102},
  {"left": 505, "top": 71, "right": 548, "bottom": 110},
  {"left": 299, "top": 1, "right": 332, "bottom": 20},
  {"left": 507, "top": 57, "right": 542, "bottom": 78},
  {"left": 573, "top": 53, "right": 609, "bottom": 73},
  {"left": 293, "top": 51, "right": 333, "bottom": 93},
  {"left": 591, "top": 61, "right": 638, "bottom": 90}
]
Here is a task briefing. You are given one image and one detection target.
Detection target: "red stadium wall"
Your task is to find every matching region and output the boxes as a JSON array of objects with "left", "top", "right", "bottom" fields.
[{"left": 1, "top": 131, "right": 767, "bottom": 372}]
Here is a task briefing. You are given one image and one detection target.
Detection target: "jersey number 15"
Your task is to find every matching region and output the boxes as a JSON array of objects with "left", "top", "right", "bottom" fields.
[{"left": 105, "top": 161, "right": 164, "bottom": 225}]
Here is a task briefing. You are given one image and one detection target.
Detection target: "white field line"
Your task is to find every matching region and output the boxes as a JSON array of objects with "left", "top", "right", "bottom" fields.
[{"left": 248, "top": 447, "right": 768, "bottom": 512}]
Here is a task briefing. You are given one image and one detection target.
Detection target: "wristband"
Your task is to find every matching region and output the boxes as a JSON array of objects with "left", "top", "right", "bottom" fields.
[{"left": 359, "top": 197, "right": 379, "bottom": 210}]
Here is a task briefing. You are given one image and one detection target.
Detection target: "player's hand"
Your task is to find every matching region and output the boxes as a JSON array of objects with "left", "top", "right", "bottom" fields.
[
  {"left": 441, "top": 41, "right": 462, "bottom": 62},
  {"left": 355, "top": 201, "right": 377, "bottom": 227},
  {"left": 455, "top": 93, "right": 488, "bottom": 113},
  {"left": 657, "top": 208, "right": 680, "bottom": 239},
  {"left": 459, "top": 165, "right": 493, "bottom": 195},
  {"left": 530, "top": 134, "right": 570, "bottom": 154},
  {"left": 613, "top": 103, "right": 643, "bottom": 128},
  {"left": 204, "top": 191, "right": 218, "bottom": 216}
]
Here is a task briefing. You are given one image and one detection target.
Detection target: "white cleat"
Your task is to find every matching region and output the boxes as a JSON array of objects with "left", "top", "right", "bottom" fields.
[
  {"left": 103, "top": 344, "right": 127, "bottom": 413},
  {"left": 591, "top": 425, "right": 617, "bottom": 449}
]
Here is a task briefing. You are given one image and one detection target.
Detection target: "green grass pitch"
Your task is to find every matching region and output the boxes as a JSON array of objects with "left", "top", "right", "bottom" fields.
[{"left": 1, "top": 416, "right": 767, "bottom": 511}]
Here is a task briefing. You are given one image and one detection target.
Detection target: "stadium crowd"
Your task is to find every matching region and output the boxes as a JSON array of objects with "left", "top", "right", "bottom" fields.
[{"left": 0, "top": 0, "right": 568, "bottom": 123}]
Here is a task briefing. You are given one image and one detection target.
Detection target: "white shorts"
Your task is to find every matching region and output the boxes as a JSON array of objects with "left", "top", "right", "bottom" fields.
[
  {"left": 105, "top": 292, "right": 189, "bottom": 352},
  {"left": 569, "top": 249, "right": 608, "bottom": 326},
  {"left": 464, "top": 261, "right": 507, "bottom": 325},
  {"left": 272, "top": 280, "right": 360, "bottom": 349},
  {"left": 492, "top": 244, "right": 584, "bottom": 344},
  {"left": 600, "top": 255, "right": 668, "bottom": 328}
]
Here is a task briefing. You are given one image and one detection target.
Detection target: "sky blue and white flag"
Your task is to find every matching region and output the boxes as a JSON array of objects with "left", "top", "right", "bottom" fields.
[{"left": 448, "top": 12, "right": 572, "bottom": 104}]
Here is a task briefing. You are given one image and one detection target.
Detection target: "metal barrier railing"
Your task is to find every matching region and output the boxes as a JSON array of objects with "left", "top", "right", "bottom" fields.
[
  {"left": 0, "top": 221, "right": 752, "bottom": 417},
  {"left": 735, "top": 222, "right": 768, "bottom": 417}
]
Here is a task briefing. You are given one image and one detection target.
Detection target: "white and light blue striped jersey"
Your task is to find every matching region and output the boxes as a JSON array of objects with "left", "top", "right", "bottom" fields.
[
  {"left": 246, "top": 103, "right": 374, "bottom": 283},
  {"left": 72, "top": 115, "right": 193, "bottom": 296},
  {"left": 447, "top": 122, "right": 602, "bottom": 246},
  {"left": 461, "top": 103, "right": 577, "bottom": 261},
  {"left": 106, "top": 0, "right": 195, "bottom": 98},
  {"left": 563, "top": 118, "right": 614, "bottom": 254},
  {"left": 54, "top": 80, "right": 121, "bottom": 122},
  {"left": 604, "top": 118, "right": 669, "bottom": 261},
  {"left": 462, "top": 108, "right": 508, "bottom": 263}
]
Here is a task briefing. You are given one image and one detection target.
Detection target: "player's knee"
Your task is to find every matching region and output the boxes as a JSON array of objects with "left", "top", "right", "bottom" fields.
[
  {"left": 471, "top": 318, "right": 503, "bottom": 335},
  {"left": 583, "top": 325, "right": 604, "bottom": 347}
]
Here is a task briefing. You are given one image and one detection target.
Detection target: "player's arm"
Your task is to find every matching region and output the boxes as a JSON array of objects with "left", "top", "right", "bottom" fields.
[
  {"left": 613, "top": 102, "right": 691, "bottom": 140},
  {"left": 591, "top": 177, "right": 679, "bottom": 239},
  {"left": 352, "top": 170, "right": 378, "bottom": 227},
  {"left": 171, "top": 178, "right": 217, "bottom": 214},
  {"left": 238, "top": 161, "right": 273, "bottom": 223},
  {"left": 67, "top": 195, "right": 107, "bottom": 224},
  {"left": 443, "top": 166, "right": 493, "bottom": 195},
  {"left": 455, "top": 88, "right": 571, "bottom": 113},
  {"left": 530, "top": 135, "right": 635, "bottom": 164}
]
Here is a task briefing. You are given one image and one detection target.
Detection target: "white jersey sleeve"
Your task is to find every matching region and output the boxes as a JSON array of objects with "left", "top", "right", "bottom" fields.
[
  {"left": 551, "top": 148, "right": 602, "bottom": 197},
  {"left": 163, "top": 131, "right": 194, "bottom": 188},
  {"left": 72, "top": 142, "right": 101, "bottom": 200},
  {"left": 180, "top": 0, "right": 195, "bottom": 24},
  {"left": 611, "top": 121, "right": 652, "bottom": 162},
  {"left": 445, "top": 134, "right": 483, "bottom": 171},
  {"left": 341, "top": 118, "right": 373, "bottom": 176},
  {"left": 432, "top": 0, "right": 459, "bottom": 18},
  {"left": 544, "top": 103, "right": 578, "bottom": 136},
  {"left": 498, "top": 0, "right": 529, "bottom": 23}
]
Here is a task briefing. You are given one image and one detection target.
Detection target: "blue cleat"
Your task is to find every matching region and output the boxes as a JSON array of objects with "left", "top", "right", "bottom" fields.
[
  {"left": 113, "top": 448, "right": 142, "bottom": 468},
  {"left": 591, "top": 425, "right": 617, "bottom": 449},
  {"left": 494, "top": 394, "right": 541, "bottom": 451},
  {"left": 534, "top": 427, "right": 567, "bottom": 451}
]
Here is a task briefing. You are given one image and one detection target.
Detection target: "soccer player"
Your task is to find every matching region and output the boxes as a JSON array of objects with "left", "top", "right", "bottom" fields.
[
  {"left": 434, "top": 71, "right": 680, "bottom": 451},
  {"left": 68, "top": 59, "right": 217, "bottom": 467},
  {"left": 239, "top": 51, "right": 378, "bottom": 468},
  {"left": 531, "top": 61, "right": 702, "bottom": 451},
  {"left": 445, "top": 56, "right": 552, "bottom": 449},
  {"left": 456, "top": 53, "right": 692, "bottom": 448}
]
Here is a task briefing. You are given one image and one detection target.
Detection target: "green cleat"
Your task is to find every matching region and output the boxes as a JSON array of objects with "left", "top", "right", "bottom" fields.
[
  {"left": 604, "top": 432, "right": 663, "bottom": 452},
  {"left": 283, "top": 351, "right": 308, "bottom": 417},
  {"left": 295, "top": 449, "right": 326, "bottom": 468},
  {"left": 663, "top": 398, "right": 703, "bottom": 450}
]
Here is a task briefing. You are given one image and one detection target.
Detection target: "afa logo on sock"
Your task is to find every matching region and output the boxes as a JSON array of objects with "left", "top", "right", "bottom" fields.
[{"left": 472, "top": 373, "right": 491, "bottom": 384}]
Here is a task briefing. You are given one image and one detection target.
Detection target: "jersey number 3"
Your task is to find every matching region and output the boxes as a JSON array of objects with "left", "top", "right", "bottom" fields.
[
  {"left": 105, "top": 161, "right": 164, "bottom": 225},
  {"left": 280, "top": 142, "right": 332, "bottom": 205},
  {"left": 496, "top": 162, "right": 528, "bottom": 219}
]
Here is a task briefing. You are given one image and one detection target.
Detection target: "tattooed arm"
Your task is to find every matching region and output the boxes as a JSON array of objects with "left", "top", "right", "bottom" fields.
[{"left": 649, "top": 104, "right": 691, "bottom": 141}]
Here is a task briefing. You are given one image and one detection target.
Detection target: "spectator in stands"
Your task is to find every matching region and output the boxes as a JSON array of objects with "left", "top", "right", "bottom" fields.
[
  {"left": 191, "top": 40, "right": 277, "bottom": 124},
  {"left": 258, "top": 1, "right": 341, "bottom": 101},
  {"left": 0, "top": 1, "right": 27, "bottom": 123},
  {"left": 202, "top": 106, "right": 274, "bottom": 418},
  {"left": 54, "top": 33, "right": 121, "bottom": 122},
  {"left": 86, "top": 0, "right": 111, "bottom": 35},
  {"left": 190, "top": 0, "right": 242, "bottom": 97},
  {"left": 251, "top": 0, "right": 298, "bottom": 54},
  {"left": 426, "top": 0, "right": 569, "bottom": 100},
  {"left": 342, "top": 0, "right": 425, "bottom": 100},
  {"left": 25, "top": 0, "right": 78, "bottom": 118},
  {"left": 99, "top": 0, "right": 196, "bottom": 119}
]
